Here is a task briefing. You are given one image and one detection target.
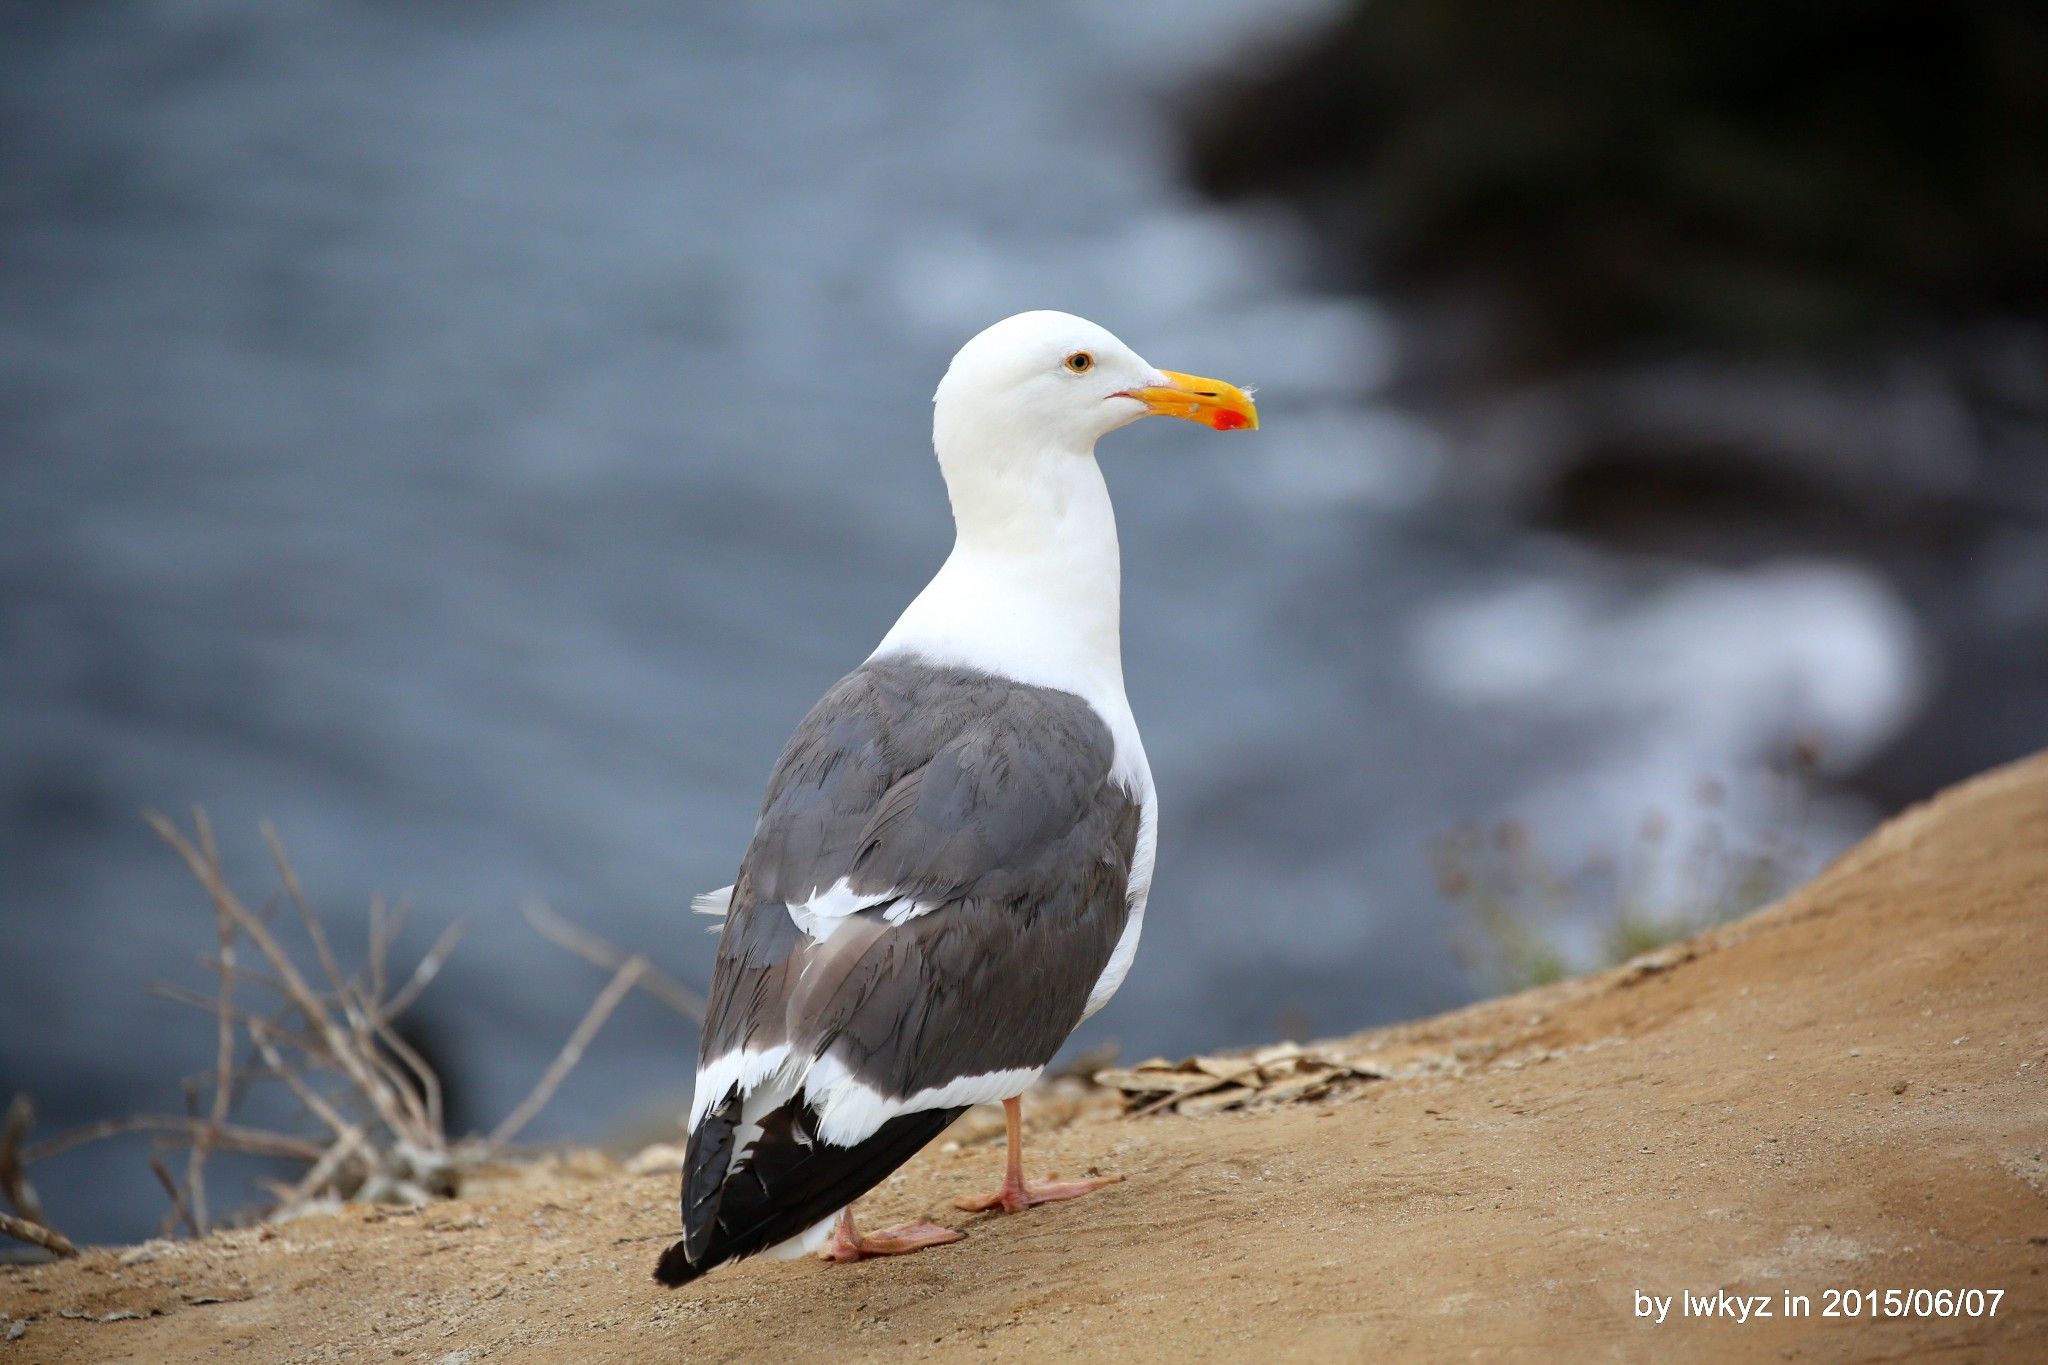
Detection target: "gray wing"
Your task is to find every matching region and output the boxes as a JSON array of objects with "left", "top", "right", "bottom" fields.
[
  {"left": 658, "top": 658, "right": 1140, "bottom": 1286},
  {"left": 702, "top": 657, "right": 1141, "bottom": 1096}
]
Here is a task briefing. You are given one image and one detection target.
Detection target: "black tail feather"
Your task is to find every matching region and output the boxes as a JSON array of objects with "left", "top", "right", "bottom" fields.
[
  {"left": 654, "top": 1238, "right": 709, "bottom": 1286},
  {"left": 680, "top": 1088, "right": 740, "bottom": 1265},
  {"left": 653, "top": 1099, "right": 966, "bottom": 1287}
]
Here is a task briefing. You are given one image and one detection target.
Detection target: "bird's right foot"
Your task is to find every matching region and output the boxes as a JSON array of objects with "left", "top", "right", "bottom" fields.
[{"left": 952, "top": 1172, "right": 1122, "bottom": 1214}]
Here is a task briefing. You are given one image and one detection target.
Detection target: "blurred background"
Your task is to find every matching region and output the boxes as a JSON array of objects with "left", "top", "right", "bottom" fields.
[{"left": 3, "top": 0, "right": 2042, "bottom": 1244}]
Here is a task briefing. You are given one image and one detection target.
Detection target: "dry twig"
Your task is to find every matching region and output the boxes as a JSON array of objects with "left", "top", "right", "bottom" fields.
[
  {"left": 491, "top": 955, "right": 648, "bottom": 1146},
  {"left": 522, "top": 900, "right": 705, "bottom": 1021},
  {"left": 24, "top": 1115, "right": 326, "bottom": 1165},
  {"left": 0, "top": 1209, "right": 76, "bottom": 1259},
  {"left": 149, "top": 1154, "right": 199, "bottom": 1239},
  {"left": 188, "top": 810, "right": 236, "bottom": 1234},
  {"left": 0, "top": 1095, "right": 48, "bottom": 1228},
  {"left": 378, "top": 919, "right": 467, "bottom": 1029},
  {"left": 148, "top": 812, "right": 431, "bottom": 1151},
  {"left": 21, "top": 811, "right": 672, "bottom": 1237},
  {"left": 0, "top": 1096, "right": 80, "bottom": 1257}
]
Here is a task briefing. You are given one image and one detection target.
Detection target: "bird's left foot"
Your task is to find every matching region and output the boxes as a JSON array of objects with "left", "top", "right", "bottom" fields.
[
  {"left": 818, "top": 1211, "right": 964, "bottom": 1262},
  {"left": 952, "top": 1173, "right": 1122, "bottom": 1214}
]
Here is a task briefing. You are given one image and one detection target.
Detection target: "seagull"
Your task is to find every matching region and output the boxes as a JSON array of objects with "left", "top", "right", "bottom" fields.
[{"left": 655, "top": 310, "right": 1256, "bottom": 1286}]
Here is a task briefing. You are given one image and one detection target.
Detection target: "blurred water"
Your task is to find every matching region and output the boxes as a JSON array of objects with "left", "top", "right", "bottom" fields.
[{"left": 0, "top": 0, "right": 1921, "bottom": 1242}]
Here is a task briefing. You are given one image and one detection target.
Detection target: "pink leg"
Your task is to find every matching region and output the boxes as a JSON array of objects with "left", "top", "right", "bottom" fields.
[
  {"left": 952, "top": 1096, "right": 1122, "bottom": 1214},
  {"left": 817, "top": 1205, "right": 964, "bottom": 1263}
]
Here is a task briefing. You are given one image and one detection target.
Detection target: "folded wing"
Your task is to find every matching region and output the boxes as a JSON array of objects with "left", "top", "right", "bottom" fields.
[{"left": 655, "top": 660, "right": 1142, "bottom": 1285}]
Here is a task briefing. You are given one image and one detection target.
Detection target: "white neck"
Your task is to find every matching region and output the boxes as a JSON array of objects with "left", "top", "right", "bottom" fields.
[{"left": 871, "top": 426, "right": 1142, "bottom": 776}]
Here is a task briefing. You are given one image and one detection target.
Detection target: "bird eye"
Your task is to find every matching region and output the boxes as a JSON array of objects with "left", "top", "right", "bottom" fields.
[{"left": 1065, "top": 352, "right": 1093, "bottom": 373}]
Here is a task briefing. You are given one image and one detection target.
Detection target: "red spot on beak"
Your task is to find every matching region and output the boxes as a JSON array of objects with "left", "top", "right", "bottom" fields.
[{"left": 1211, "top": 409, "right": 1248, "bottom": 431}]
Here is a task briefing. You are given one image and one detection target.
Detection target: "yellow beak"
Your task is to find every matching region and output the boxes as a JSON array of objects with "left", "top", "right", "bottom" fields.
[{"left": 1123, "top": 370, "right": 1259, "bottom": 431}]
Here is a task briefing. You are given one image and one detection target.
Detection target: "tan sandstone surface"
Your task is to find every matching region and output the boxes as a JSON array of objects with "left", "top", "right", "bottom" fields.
[{"left": 4, "top": 751, "right": 2046, "bottom": 1363}]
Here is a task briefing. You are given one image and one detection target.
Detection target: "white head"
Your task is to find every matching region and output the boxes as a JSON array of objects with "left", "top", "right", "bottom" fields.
[
  {"left": 932, "top": 310, "right": 1257, "bottom": 472},
  {"left": 874, "top": 310, "right": 1256, "bottom": 724}
]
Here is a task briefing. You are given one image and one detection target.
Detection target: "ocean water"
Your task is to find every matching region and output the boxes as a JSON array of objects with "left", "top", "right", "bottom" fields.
[{"left": 0, "top": 0, "right": 1919, "bottom": 1243}]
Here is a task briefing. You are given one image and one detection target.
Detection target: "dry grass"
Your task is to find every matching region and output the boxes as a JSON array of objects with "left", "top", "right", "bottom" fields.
[{"left": 0, "top": 810, "right": 700, "bottom": 1257}]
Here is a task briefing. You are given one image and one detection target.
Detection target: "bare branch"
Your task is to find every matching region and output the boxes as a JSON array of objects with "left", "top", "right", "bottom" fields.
[
  {"left": 367, "top": 894, "right": 391, "bottom": 1009},
  {"left": 490, "top": 955, "right": 647, "bottom": 1147},
  {"left": 522, "top": 900, "right": 704, "bottom": 1022},
  {"left": 364, "top": 1016, "right": 444, "bottom": 1139},
  {"left": 0, "top": 1095, "right": 47, "bottom": 1227},
  {"left": 259, "top": 820, "right": 438, "bottom": 1145},
  {"left": 248, "top": 1021, "right": 359, "bottom": 1145},
  {"left": 355, "top": 1020, "right": 432, "bottom": 1143},
  {"left": 190, "top": 807, "right": 244, "bottom": 1236},
  {"left": 195, "top": 953, "right": 293, "bottom": 1000},
  {"left": 378, "top": 919, "right": 467, "bottom": 1025},
  {"left": 285, "top": 1126, "right": 364, "bottom": 1206},
  {"left": 148, "top": 983, "right": 324, "bottom": 1057},
  {"left": 149, "top": 1154, "right": 198, "bottom": 1238},
  {"left": 261, "top": 819, "right": 356, "bottom": 1021},
  {"left": 0, "top": 1209, "right": 76, "bottom": 1259},
  {"left": 25, "top": 1114, "right": 326, "bottom": 1165},
  {"left": 147, "top": 813, "right": 429, "bottom": 1152},
  {"left": 23, "top": 818, "right": 501, "bottom": 1235}
]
